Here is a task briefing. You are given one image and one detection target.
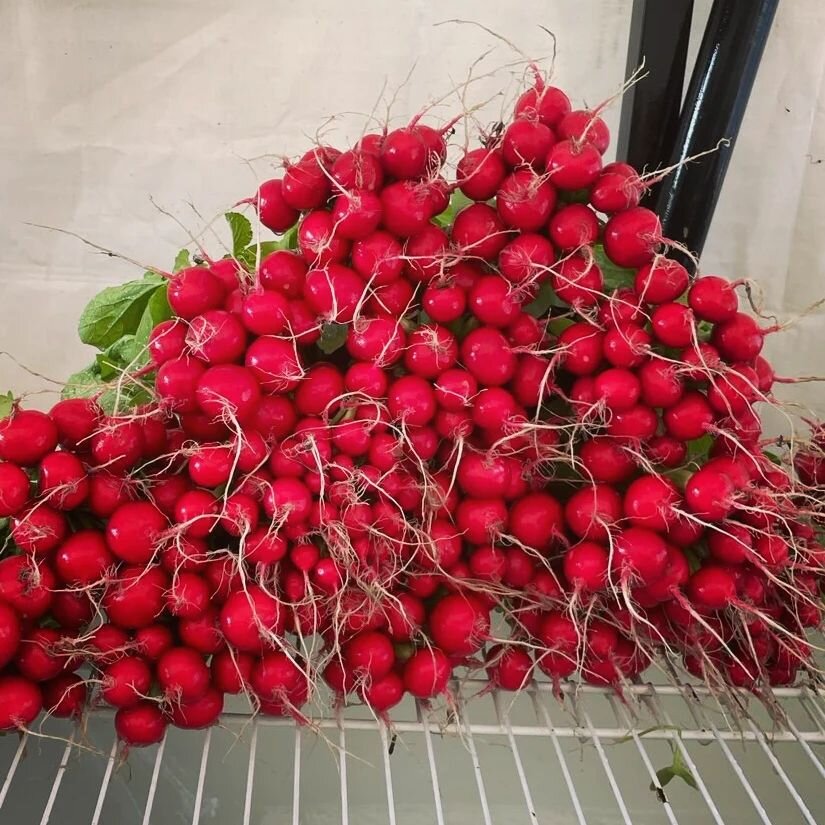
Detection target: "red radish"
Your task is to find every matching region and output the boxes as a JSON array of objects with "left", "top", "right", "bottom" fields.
[
  {"left": 106, "top": 501, "right": 167, "bottom": 564},
  {"left": 282, "top": 159, "right": 331, "bottom": 211},
  {"left": 610, "top": 527, "right": 669, "bottom": 586},
  {"left": 134, "top": 625, "right": 175, "bottom": 660},
  {"left": 385, "top": 593, "right": 426, "bottom": 640},
  {"left": 486, "top": 644, "right": 534, "bottom": 690},
  {"left": 651, "top": 303, "right": 696, "bottom": 348},
  {"left": 498, "top": 233, "right": 556, "bottom": 286},
  {"left": 514, "top": 83, "right": 571, "bottom": 127},
  {"left": 220, "top": 585, "right": 285, "bottom": 652},
  {"left": 452, "top": 202, "right": 510, "bottom": 259},
  {"left": 634, "top": 258, "right": 689, "bottom": 304},
  {"left": 165, "top": 571, "right": 210, "bottom": 618},
  {"left": 51, "top": 590, "right": 94, "bottom": 630},
  {"left": 0, "top": 676, "right": 42, "bottom": 730},
  {"left": 0, "top": 601, "right": 20, "bottom": 669},
  {"left": 49, "top": 398, "right": 101, "bottom": 448},
  {"left": 684, "top": 465, "right": 735, "bottom": 522},
  {"left": 663, "top": 391, "right": 715, "bottom": 441},
  {"left": 115, "top": 701, "right": 167, "bottom": 746},
  {"left": 55, "top": 529, "right": 113, "bottom": 585},
  {"left": 598, "top": 289, "right": 644, "bottom": 328},
  {"left": 496, "top": 169, "right": 557, "bottom": 232},
  {"left": 558, "top": 323, "right": 604, "bottom": 375},
  {"left": 187, "top": 309, "right": 248, "bottom": 362},
  {"left": 332, "top": 149, "right": 384, "bottom": 192},
  {"left": 646, "top": 435, "right": 687, "bottom": 468},
  {"left": 551, "top": 254, "right": 604, "bottom": 307},
  {"left": 102, "top": 656, "right": 153, "bottom": 708},
  {"left": 403, "top": 647, "right": 452, "bottom": 698},
  {"left": 606, "top": 405, "right": 658, "bottom": 442},
  {"left": 603, "top": 207, "right": 662, "bottom": 268},
  {"left": 687, "top": 565, "right": 737, "bottom": 611},
  {"left": 297, "top": 211, "right": 350, "bottom": 266},
  {"left": 157, "top": 647, "right": 210, "bottom": 702},
  {"left": 711, "top": 312, "right": 770, "bottom": 362},
  {"left": 461, "top": 327, "right": 517, "bottom": 387},
  {"left": 380, "top": 124, "right": 443, "bottom": 179},
  {"left": 0, "top": 410, "right": 58, "bottom": 466},
  {"left": 593, "top": 368, "right": 641, "bottom": 411},
  {"left": 429, "top": 594, "right": 490, "bottom": 655},
  {"left": 0, "top": 555, "right": 55, "bottom": 619},
  {"left": 167, "top": 687, "right": 224, "bottom": 730},
  {"left": 556, "top": 109, "right": 610, "bottom": 153},
  {"left": 638, "top": 359, "right": 684, "bottom": 408},
  {"left": 565, "top": 484, "right": 622, "bottom": 541},
  {"left": 708, "top": 523, "right": 752, "bottom": 564},
  {"left": 251, "top": 651, "right": 307, "bottom": 706},
  {"left": 590, "top": 165, "right": 644, "bottom": 213},
  {"left": 42, "top": 673, "right": 86, "bottom": 718},
  {"left": 380, "top": 180, "right": 440, "bottom": 237},
  {"left": 509, "top": 492, "right": 564, "bottom": 550},
  {"left": 168, "top": 267, "right": 225, "bottom": 320},
  {"left": 404, "top": 224, "right": 450, "bottom": 283},
  {"left": 688, "top": 276, "right": 738, "bottom": 322},
  {"left": 252, "top": 179, "right": 299, "bottom": 233},
  {"left": 102, "top": 565, "right": 168, "bottom": 629},
  {"left": 548, "top": 204, "right": 599, "bottom": 251},
  {"left": 457, "top": 148, "right": 507, "bottom": 200},
  {"left": 90, "top": 416, "right": 145, "bottom": 473},
  {"left": 361, "top": 671, "right": 404, "bottom": 711},
  {"left": 304, "top": 264, "right": 365, "bottom": 322},
  {"left": 87, "top": 625, "right": 130, "bottom": 666},
  {"left": 211, "top": 650, "right": 254, "bottom": 694},
  {"left": 579, "top": 437, "right": 636, "bottom": 483},
  {"left": 502, "top": 117, "right": 555, "bottom": 168},
  {"left": 603, "top": 324, "right": 650, "bottom": 368},
  {"left": 259, "top": 250, "right": 306, "bottom": 297},
  {"left": 344, "top": 631, "right": 395, "bottom": 681},
  {"left": 623, "top": 475, "right": 681, "bottom": 533},
  {"left": 563, "top": 541, "right": 609, "bottom": 591},
  {"left": 16, "top": 628, "right": 66, "bottom": 682},
  {"left": 0, "top": 461, "right": 29, "bottom": 516},
  {"left": 179, "top": 608, "right": 226, "bottom": 655},
  {"left": 196, "top": 364, "right": 262, "bottom": 423},
  {"left": 546, "top": 139, "right": 602, "bottom": 189},
  {"left": 456, "top": 498, "right": 508, "bottom": 545}
]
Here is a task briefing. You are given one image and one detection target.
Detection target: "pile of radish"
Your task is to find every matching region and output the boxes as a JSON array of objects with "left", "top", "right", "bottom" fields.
[{"left": 0, "top": 63, "right": 822, "bottom": 750}]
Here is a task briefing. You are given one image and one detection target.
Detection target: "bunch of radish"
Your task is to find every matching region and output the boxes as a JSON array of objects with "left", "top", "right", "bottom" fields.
[{"left": 0, "top": 63, "right": 822, "bottom": 749}]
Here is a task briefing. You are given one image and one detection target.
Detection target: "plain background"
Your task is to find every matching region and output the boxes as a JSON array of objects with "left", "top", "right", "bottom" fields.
[{"left": 2, "top": 1, "right": 825, "bottom": 823}]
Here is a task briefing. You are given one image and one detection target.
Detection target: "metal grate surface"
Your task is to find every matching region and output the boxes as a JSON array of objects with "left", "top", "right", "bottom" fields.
[{"left": 2, "top": 678, "right": 825, "bottom": 825}]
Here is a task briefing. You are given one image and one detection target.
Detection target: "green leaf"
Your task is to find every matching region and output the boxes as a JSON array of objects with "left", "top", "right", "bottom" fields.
[
  {"left": 62, "top": 365, "right": 106, "bottom": 400},
  {"left": 78, "top": 277, "right": 165, "bottom": 350},
  {"left": 96, "top": 335, "right": 142, "bottom": 380},
  {"left": 671, "top": 748, "right": 698, "bottom": 790},
  {"left": 525, "top": 283, "right": 563, "bottom": 317},
  {"left": 0, "top": 392, "right": 13, "bottom": 419},
  {"left": 134, "top": 286, "right": 172, "bottom": 348},
  {"left": 547, "top": 316, "right": 574, "bottom": 336},
  {"left": 651, "top": 766, "right": 674, "bottom": 792},
  {"left": 686, "top": 434, "right": 713, "bottom": 462},
  {"left": 173, "top": 249, "right": 191, "bottom": 272},
  {"left": 592, "top": 243, "right": 635, "bottom": 291},
  {"left": 226, "top": 212, "right": 253, "bottom": 257},
  {"left": 317, "top": 322, "right": 348, "bottom": 354}
]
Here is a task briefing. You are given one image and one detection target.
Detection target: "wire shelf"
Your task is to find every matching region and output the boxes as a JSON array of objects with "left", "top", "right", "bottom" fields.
[{"left": 2, "top": 677, "right": 825, "bottom": 825}]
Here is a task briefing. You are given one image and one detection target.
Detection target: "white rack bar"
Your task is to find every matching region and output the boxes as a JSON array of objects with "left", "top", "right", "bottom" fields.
[{"left": 2, "top": 678, "right": 825, "bottom": 824}]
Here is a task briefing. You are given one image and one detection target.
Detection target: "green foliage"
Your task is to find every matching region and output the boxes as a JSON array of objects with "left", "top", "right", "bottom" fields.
[
  {"left": 172, "top": 248, "right": 191, "bottom": 272},
  {"left": 525, "top": 283, "right": 564, "bottom": 317},
  {"left": 434, "top": 191, "right": 474, "bottom": 229},
  {"left": 651, "top": 746, "right": 698, "bottom": 795},
  {"left": 317, "top": 322, "right": 348, "bottom": 354},
  {"left": 592, "top": 243, "right": 635, "bottom": 291},
  {"left": 0, "top": 391, "right": 13, "bottom": 419},
  {"left": 225, "top": 212, "right": 253, "bottom": 257}
]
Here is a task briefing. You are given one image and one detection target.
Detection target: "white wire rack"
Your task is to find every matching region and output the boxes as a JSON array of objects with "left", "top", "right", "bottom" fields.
[{"left": 2, "top": 677, "right": 825, "bottom": 825}]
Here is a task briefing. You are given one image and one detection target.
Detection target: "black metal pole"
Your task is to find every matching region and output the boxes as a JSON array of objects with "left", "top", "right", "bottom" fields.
[
  {"left": 654, "top": 0, "right": 779, "bottom": 261},
  {"left": 616, "top": 0, "right": 695, "bottom": 184}
]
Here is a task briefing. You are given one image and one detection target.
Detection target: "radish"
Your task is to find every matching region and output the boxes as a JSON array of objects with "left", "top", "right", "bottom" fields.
[
  {"left": 211, "top": 650, "right": 254, "bottom": 694},
  {"left": 579, "top": 437, "right": 636, "bottom": 483},
  {"left": 106, "top": 501, "right": 167, "bottom": 564},
  {"left": 168, "top": 267, "right": 225, "bottom": 320},
  {"left": 90, "top": 416, "right": 145, "bottom": 473},
  {"left": 115, "top": 700, "right": 167, "bottom": 746},
  {"left": 651, "top": 303, "right": 696, "bottom": 348},
  {"left": 134, "top": 624, "right": 175, "bottom": 660},
  {"left": 55, "top": 528, "right": 114, "bottom": 585},
  {"left": 452, "top": 203, "right": 510, "bottom": 259},
  {"left": 551, "top": 254, "right": 604, "bottom": 307},
  {"left": 343, "top": 631, "right": 395, "bottom": 681},
  {"left": 282, "top": 158, "right": 332, "bottom": 211},
  {"left": 49, "top": 397, "right": 101, "bottom": 448},
  {"left": 0, "top": 601, "right": 21, "bottom": 669},
  {"left": 429, "top": 594, "right": 490, "bottom": 655},
  {"left": 546, "top": 139, "right": 602, "bottom": 190},
  {"left": 157, "top": 646, "right": 210, "bottom": 702},
  {"left": 332, "top": 149, "right": 384, "bottom": 192},
  {"left": 43, "top": 673, "right": 87, "bottom": 718},
  {"left": 167, "top": 686, "right": 224, "bottom": 730},
  {"left": 603, "top": 207, "right": 662, "bottom": 268},
  {"left": 563, "top": 541, "right": 608, "bottom": 592},
  {"left": 403, "top": 648, "right": 452, "bottom": 698},
  {"left": 514, "top": 82, "right": 571, "bottom": 127},
  {"left": 549, "top": 204, "right": 599, "bottom": 251},
  {"left": 252, "top": 179, "right": 299, "bottom": 233},
  {"left": 565, "top": 484, "right": 622, "bottom": 541},
  {"left": 556, "top": 109, "right": 610, "bottom": 154},
  {"left": 688, "top": 276, "right": 739, "bottom": 322},
  {"left": 0, "top": 676, "right": 42, "bottom": 730},
  {"left": 485, "top": 644, "right": 533, "bottom": 690},
  {"left": 610, "top": 527, "right": 669, "bottom": 586},
  {"left": 457, "top": 148, "right": 507, "bottom": 200},
  {"left": 0, "top": 555, "right": 55, "bottom": 619},
  {"left": 0, "top": 410, "right": 58, "bottom": 466},
  {"left": 496, "top": 169, "right": 557, "bottom": 232},
  {"left": 663, "top": 391, "right": 715, "bottom": 441},
  {"left": 102, "top": 565, "right": 168, "bottom": 629},
  {"left": 0, "top": 461, "right": 29, "bottom": 516},
  {"left": 16, "top": 628, "right": 66, "bottom": 682},
  {"left": 102, "top": 656, "right": 153, "bottom": 708},
  {"left": 623, "top": 475, "right": 681, "bottom": 533},
  {"left": 711, "top": 312, "right": 771, "bottom": 362},
  {"left": 509, "top": 491, "right": 563, "bottom": 550},
  {"left": 361, "top": 671, "right": 404, "bottom": 712},
  {"left": 251, "top": 651, "right": 307, "bottom": 707},
  {"left": 634, "top": 258, "right": 689, "bottom": 304},
  {"left": 220, "top": 585, "right": 285, "bottom": 652},
  {"left": 684, "top": 465, "right": 736, "bottom": 522},
  {"left": 51, "top": 590, "right": 94, "bottom": 631}
]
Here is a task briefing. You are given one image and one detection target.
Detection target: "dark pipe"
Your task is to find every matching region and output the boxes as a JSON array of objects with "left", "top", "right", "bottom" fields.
[
  {"left": 655, "top": 0, "right": 779, "bottom": 263},
  {"left": 616, "top": 0, "right": 695, "bottom": 189}
]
